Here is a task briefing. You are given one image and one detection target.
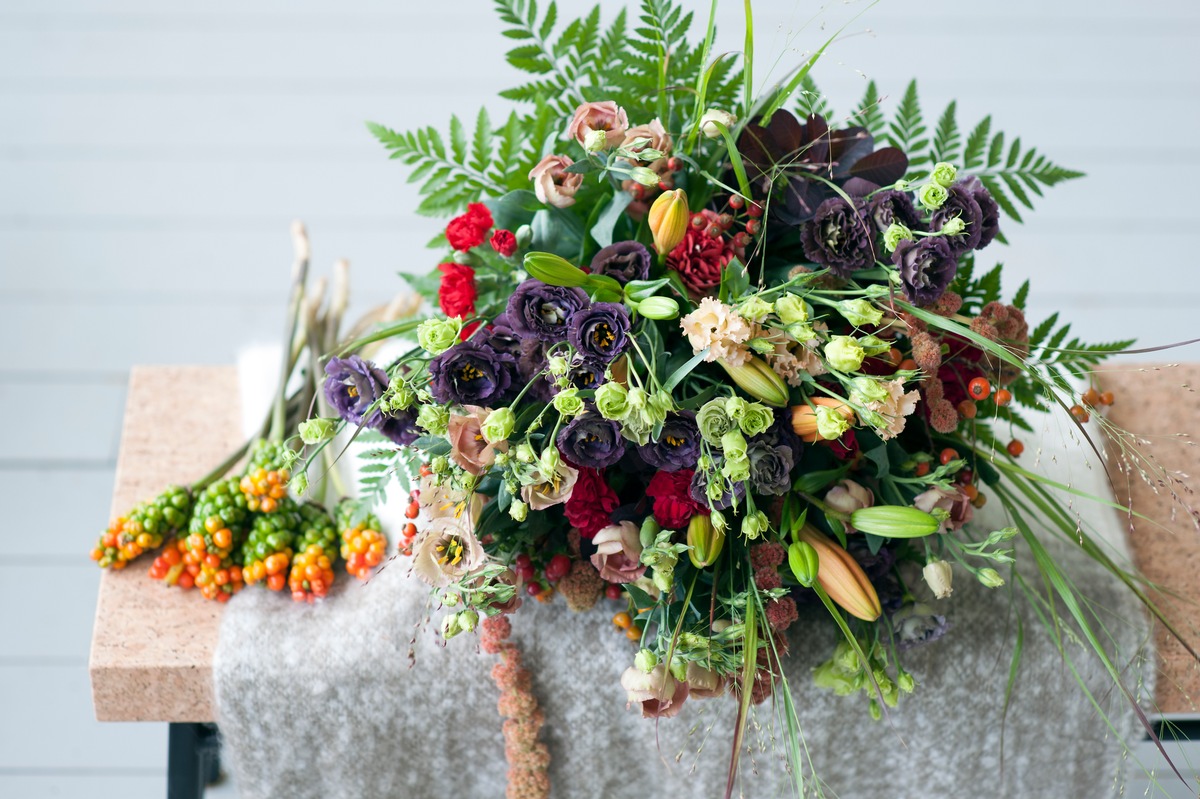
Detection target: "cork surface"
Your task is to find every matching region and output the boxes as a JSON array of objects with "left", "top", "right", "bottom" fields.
[
  {"left": 89, "top": 365, "right": 242, "bottom": 722},
  {"left": 1101, "top": 364, "right": 1200, "bottom": 715}
]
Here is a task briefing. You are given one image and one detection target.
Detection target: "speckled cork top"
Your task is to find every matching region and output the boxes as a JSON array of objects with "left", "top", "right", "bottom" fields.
[{"left": 89, "top": 364, "right": 1200, "bottom": 722}]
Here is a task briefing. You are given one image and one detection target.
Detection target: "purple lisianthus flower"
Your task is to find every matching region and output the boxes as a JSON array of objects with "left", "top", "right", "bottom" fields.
[
  {"left": 891, "top": 602, "right": 951, "bottom": 651},
  {"left": 482, "top": 312, "right": 522, "bottom": 357},
  {"left": 590, "top": 241, "right": 650, "bottom": 285},
  {"left": 568, "top": 358, "right": 606, "bottom": 390},
  {"left": 505, "top": 279, "right": 590, "bottom": 343},
  {"left": 378, "top": 407, "right": 422, "bottom": 446},
  {"left": 568, "top": 302, "right": 631, "bottom": 364},
  {"left": 557, "top": 412, "right": 626, "bottom": 469},
  {"left": 427, "top": 340, "right": 517, "bottom": 406},
  {"left": 637, "top": 411, "right": 700, "bottom": 472},
  {"left": 746, "top": 441, "right": 794, "bottom": 497},
  {"left": 689, "top": 469, "right": 746, "bottom": 512},
  {"left": 753, "top": 410, "right": 804, "bottom": 462},
  {"left": 929, "top": 183, "right": 983, "bottom": 255},
  {"left": 517, "top": 338, "right": 554, "bottom": 403},
  {"left": 958, "top": 176, "right": 1000, "bottom": 249},
  {"left": 892, "top": 237, "right": 957, "bottom": 306},
  {"left": 866, "top": 189, "right": 922, "bottom": 234},
  {"left": 800, "top": 196, "right": 876, "bottom": 277},
  {"left": 324, "top": 355, "right": 389, "bottom": 427}
]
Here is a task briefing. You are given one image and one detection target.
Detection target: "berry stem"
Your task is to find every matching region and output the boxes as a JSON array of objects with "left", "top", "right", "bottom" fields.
[{"left": 270, "top": 221, "right": 311, "bottom": 443}]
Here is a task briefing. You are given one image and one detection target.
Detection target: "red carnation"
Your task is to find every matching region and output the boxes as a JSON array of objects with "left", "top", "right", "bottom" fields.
[
  {"left": 445, "top": 202, "right": 494, "bottom": 251},
  {"left": 646, "top": 470, "right": 707, "bottom": 530},
  {"left": 437, "top": 262, "right": 477, "bottom": 319},
  {"left": 564, "top": 467, "right": 619, "bottom": 539},
  {"left": 490, "top": 228, "right": 518, "bottom": 257},
  {"left": 666, "top": 210, "right": 733, "bottom": 297},
  {"left": 459, "top": 320, "right": 483, "bottom": 341}
]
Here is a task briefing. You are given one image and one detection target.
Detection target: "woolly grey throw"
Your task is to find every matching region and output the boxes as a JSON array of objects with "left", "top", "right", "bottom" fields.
[{"left": 215, "top": 363, "right": 1153, "bottom": 797}]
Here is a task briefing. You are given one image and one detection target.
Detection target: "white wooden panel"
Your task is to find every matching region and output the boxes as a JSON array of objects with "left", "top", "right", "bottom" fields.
[
  {"left": 1, "top": 469, "right": 118, "bottom": 559},
  {"left": 0, "top": 774, "right": 166, "bottom": 799},
  {"left": 0, "top": 382, "right": 126, "bottom": 462},
  {"left": 0, "top": 564, "right": 97, "bottom": 661}
]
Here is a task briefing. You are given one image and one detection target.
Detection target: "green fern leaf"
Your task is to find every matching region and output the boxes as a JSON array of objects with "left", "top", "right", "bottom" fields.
[
  {"left": 929, "top": 100, "right": 961, "bottom": 164},
  {"left": 887, "top": 80, "right": 928, "bottom": 162},
  {"left": 853, "top": 80, "right": 885, "bottom": 138}
]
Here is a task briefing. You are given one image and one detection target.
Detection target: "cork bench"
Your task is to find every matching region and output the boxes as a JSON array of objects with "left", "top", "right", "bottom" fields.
[{"left": 89, "top": 364, "right": 1200, "bottom": 796}]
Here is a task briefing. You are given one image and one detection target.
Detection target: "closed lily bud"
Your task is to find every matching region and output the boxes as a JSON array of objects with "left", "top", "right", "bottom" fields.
[
  {"left": 718, "top": 356, "right": 789, "bottom": 407},
  {"left": 796, "top": 525, "right": 881, "bottom": 621},
  {"left": 850, "top": 506, "right": 942, "bottom": 539},
  {"left": 635, "top": 296, "right": 680, "bottom": 320},
  {"left": 522, "top": 251, "right": 590, "bottom": 287},
  {"left": 790, "top": 398, "right": 855, "bottom": 442},
  {"left": 648, "top": 189, "right": 690, "bottom": 254},
  {"left": 923, "top": 559, "right": 953, "bottom": 599},
  {"left": 687, "top": 513, "right": 724, "bottom": 569},
  {"left": 787, "top": 541, "right": 820, "bottom": 588}
]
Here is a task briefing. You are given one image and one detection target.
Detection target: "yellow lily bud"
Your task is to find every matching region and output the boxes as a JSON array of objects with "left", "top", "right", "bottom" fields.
[
  {"left": 718, "top": 356, "right": 789, "bottom": 408},
  {"left": 849, "top": 506, "right": 941, "bottom": 539},
  {"left": 790, "top": 398, "right": 856, "bottom": 443},
  {"left": 796, "top": 524, "right": 881, "bottom": 621},
  {"left": 522, "top": 252, "right": 589, "bottom": 287},
  {"left": 687, "top": 513, "right": 724, "bottom": 569},
  {"left": 648, "top": 189, "right": 690, "bottom": 254}
]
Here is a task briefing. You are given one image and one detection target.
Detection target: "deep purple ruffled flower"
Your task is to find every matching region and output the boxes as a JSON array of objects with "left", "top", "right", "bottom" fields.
[
  {"left": 427, "top": 340, "right": 517, "bottom": 406},
  {"left": 637, "top": 411, "right": 700, "bottom": 472},
  {"left": 800, "top": 197, "right": 876, "bottom": 277},
  {"left": 517, "top": 338, "right": 554, "bottom": 403},
  {"left": 568, "top": 302, "right": 631, "bottom": 364},
  {"left": 324, "top": 355, "right": 389, "bottom": 427},
  {"left": 753, "top": 410, "right": 804, "bottom": 462},
  {"left": 590, "top": 241, "right": 651, "bottom": 285},
  {"left": 929, "top": 183, "right": 983, "bottom": 255},
  {"left": 378, "top": 407, "right": 422, "bottom": 446},
  {"left": 689, "top": 469, "right": 746, "bottom": 512},
  {"left": 866, "top": 189, "right": 923, "bottom": 234},
  {"left": 746, "top": 441, "right": 794, "bottom": 497},
  {"left": 568, "top": 358, "right": 606, "bottom": 390},
  {"left": 958, "top": 176, "right": 1000, "bottom": 249},
  {"left": 482, "top": 312, "right": 522, "bottom": 357},
  {"left": 557, "top": 413, "right": 626, "bottom": 469},
  {"left": 892, "top": 602, "right": 951, "bottom": 651},
  {"left": 505, "top": 279, "right": 589, "bottom": 343},
  {"left": 892, "top": 237, "right": 957, "bottom": 306}
]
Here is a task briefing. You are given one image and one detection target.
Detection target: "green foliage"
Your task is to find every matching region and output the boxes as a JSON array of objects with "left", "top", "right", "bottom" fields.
[
  {"left": 886, "top": 80, "right": 929, "bottom": 161},
  {"left": 367, "top": 121, "right": 505, "bottom": 217},
  {"left": 852, "top": 80, "right": 885, "bottom": 138},
  {"left": 794, "top": 74, "right": 833, "bottom": 121}
]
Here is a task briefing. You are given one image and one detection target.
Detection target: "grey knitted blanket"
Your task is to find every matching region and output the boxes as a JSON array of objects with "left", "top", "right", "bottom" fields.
[{"left": 216, "top": 362, "right": 1154, "bottom": 797}]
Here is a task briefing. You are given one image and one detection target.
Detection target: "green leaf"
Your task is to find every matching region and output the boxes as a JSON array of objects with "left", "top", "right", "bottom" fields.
[
  {"left": 887, "top": 79, "right": 929, "bottom": 161},
  {"left": 590, "top": 191, "right": 634, "bottom": 248},
  {"left": 663, "top": 347, "right": 711, "bottom": 392},
  {"left": 929, "top": 100, "right": 960, "bottom": 164},
  {"left": 853, "top": 80, "right": 885, "bottom": 138}
]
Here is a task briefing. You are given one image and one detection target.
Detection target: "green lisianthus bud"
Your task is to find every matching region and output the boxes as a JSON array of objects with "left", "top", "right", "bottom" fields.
[
  {"left": 856, "top": 334, "right": 892, "bottom": 357},
  {"left": 930, "top": 161, "right": 958, "bottom": 188},
  {"left": 508, "top": 500, "right": 528, "bottom": 522},
  {"left": 710, "top": 509, "right": 727, "bottom": 533},
  {"left": 652, "top": 569, "right": 674, "bottom": 593},
  {"left": 594, "top": 381, "right": 630, "bottom": 420},
  {"left": 628, "top": 166, "right": 661, "bottom": 187},
  {"left": 634, "top": 648, "right": 658, "bottom": 673},
  {"left": 719, "top": 429, "right": 748, "bottom": 464},
  {"left": 837, "top": 299, "right": 883, "bottom": 328},
  {"left": 635, "top": 296, "right": 680, "bottom": 320},
  {"left": 441, "top": 613, "right": 464, "bottom": 640},
  {"left": 893, "top": 179, "right": 909, "bottom": 191},
  {"left": 552, "top": 387, "right": 585, "bottom": 417},
  {"left": 897, "top": 670, "right": 915, "bottom": 693},
  {"left": 481, "top": 407, "right": 516, "bottom": 444},
  {"left": 547, "top": 355, "right": 570, "bottom": 376},
  {"left": 816, "top": 404, "right": 852, "bottom": 440},
  {"left": 774, "top": 294, "right": 810, "bottom": 324},
  {"left": 737, "top": 402, "right": 774, "bottom": 437},
  {"left": 724, "top": 396, "right": 748, "bottom": 421},
  {"left": 298, "top": 417, "right": 338, "bottom": 445},
  {"left": 523, "top": 252, "right": 589, "bottom": 287},
  {"left": 457, "top": 609, "right": 479, "bottom": 633},
  {"left": 883, "top": 223, "right": 913, "bottom": 253},
  {"left": 643, "top": 391, "right": 671, "bottom": 428},
  {"left": 736, "top": 296, "right": 774, "bottom": 322},
  {"left": 849, "top": 376, "right": 889, "bottom": 405},
  {"left": 938, "top": 216, "right": 966, "bottom": 237},
  {"left": 813, "top": 659, "right": 858, "bottom": 696},
  {"left": 787, "top": 322, "right": 816, "bottom": 342},
  {"left": 721, "top": 456, "right": 750, "bottom": 482},
  {"left": 696, "top": 398, "right": 734, "bottom": 446},
  {"left": 291, "top": 472, "right": 309, "bottom": 496},
  {"left": 417, "top": 317, "right": 462, "bottom": 355},
  {"left": 700, "top": 108, "right": 737, "bottom": 139},
  {"left": 538, "top": 447, "right": 562, "bottom": 474},
  {"left": 430, "top": 455, "right": 450, "bottom": 473},
  {"left": 977, "top": 568, "right": 1005, "bottom": 588},
  {"left": 584, "top": 129, "right": 609, "bottom": 152},
  {"left": 417, "top": 404, "right": 449, "bottom": 435},
  {"left": 824, "top": 336, "right": 866, "bottom": 372},
  {"left": 514, "top": 443, "right": 536, "bottom": 463},
  {"left": 386, "top": 383, "right": 417, "bottom": 411},
  {"left": 746, "top": 338, "right": 777, "bottom": 355},
  {"left": 917, "top": 182, "right": 948, "bottom": 210},
  {"left": 741, "top": 510, "right": 768, "bottom": 540}
]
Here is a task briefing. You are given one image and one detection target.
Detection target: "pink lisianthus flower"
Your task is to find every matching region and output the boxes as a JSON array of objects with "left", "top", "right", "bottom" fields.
[
  {"left": 566, "top": 100, "right": 629, "bottom": 148},
  {"left": 589, "top": 521, "right": 646, "bottom": 584},
  {"left": 914, "top": 486, "right": 975, "bottom": 532},
  {"left": 447, "top": 405, "right": 506, "bottom": 476},
  {"left": 528, "top": 154, "right": 583, "bottom": 209},
  {"left": 620, "top": 664, "right": 689, "bottom": 718}
]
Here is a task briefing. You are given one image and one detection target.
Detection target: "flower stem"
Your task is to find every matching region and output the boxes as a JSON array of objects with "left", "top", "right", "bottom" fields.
[{"left": 270, "top": 221, "right": 311, "bottom": 443}]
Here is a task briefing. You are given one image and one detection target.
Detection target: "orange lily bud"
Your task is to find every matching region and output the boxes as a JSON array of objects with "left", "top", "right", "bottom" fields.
[
  {"left": 796, "top": 524, "right": 881, "bottom": 621},
  {"left": 790, "top": 398, "right": 856, "bottom": 443},
  {"left": 648, "top": 188, "right": 690, "bottom": 254}
]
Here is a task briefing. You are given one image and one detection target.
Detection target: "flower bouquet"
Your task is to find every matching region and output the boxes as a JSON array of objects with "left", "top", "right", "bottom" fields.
[{"left": 96, "top": 0, "right": 1198, "bottom": 794}]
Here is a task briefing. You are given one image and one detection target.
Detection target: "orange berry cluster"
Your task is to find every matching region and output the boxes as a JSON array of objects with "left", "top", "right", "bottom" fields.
[
  {"left": 289, "top": 544, "right": 335, "bottom": 602},
  {"left": 91, "top": 485, "right": 190, "bottom": 569},
  {"left": 239, "top": 467, "right": 290, "bottom": 513},
  {"left": 611, "top": 610, "right": 644, "bottom": 642}
]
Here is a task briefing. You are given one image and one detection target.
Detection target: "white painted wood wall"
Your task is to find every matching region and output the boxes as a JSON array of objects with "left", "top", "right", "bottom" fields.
[{"left": 1, "top": 1, "right": 1197, "bottom": 796}]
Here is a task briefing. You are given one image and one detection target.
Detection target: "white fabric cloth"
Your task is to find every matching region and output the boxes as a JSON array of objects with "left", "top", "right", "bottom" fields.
[{"left": 215, "top": 352, "right": 1153, "bottom": 798}]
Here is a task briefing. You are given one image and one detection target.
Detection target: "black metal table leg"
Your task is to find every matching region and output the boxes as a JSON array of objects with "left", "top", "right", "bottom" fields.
[{"left": 168, "top": 722, "right": 221, "bottom": 799}]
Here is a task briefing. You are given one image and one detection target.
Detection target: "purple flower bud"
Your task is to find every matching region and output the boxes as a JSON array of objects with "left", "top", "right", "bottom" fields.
[
  {"left": 568, "top": 302, "right": 631, "bottom": 364},
  {"left": 378, "top": 407, "right": 421, "bottom": 446},
  {"left": 427, "top": 340, "right": 517, "bottom": 407},
  {"left": 505, "top": 279, "right": 590, "bottom": 343},
  {"left": 637, "top": 411, "right": 700, "bottom": 472},
  {"left": 557, "top": 412, "right": 626, "bottom": 469},
  {"left": 892, "top": 237, "right": 957, "bottom": 306},
  {"left": 589, "top": 241, "right": 651, "bottom": 285},
  {"left": 324, "top": 355, "right": 389, "bottom": 427}
]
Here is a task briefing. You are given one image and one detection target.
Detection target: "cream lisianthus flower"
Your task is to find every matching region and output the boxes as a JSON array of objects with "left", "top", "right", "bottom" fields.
[
  {"left": 866, "top": 378, "right": 921, "bottom": 440},
  {"left": 680, "top": 297, "right": 751, "bottom": 366},
  {"left": 411, "top": 515, "right": 487, "bottom": 588}
]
